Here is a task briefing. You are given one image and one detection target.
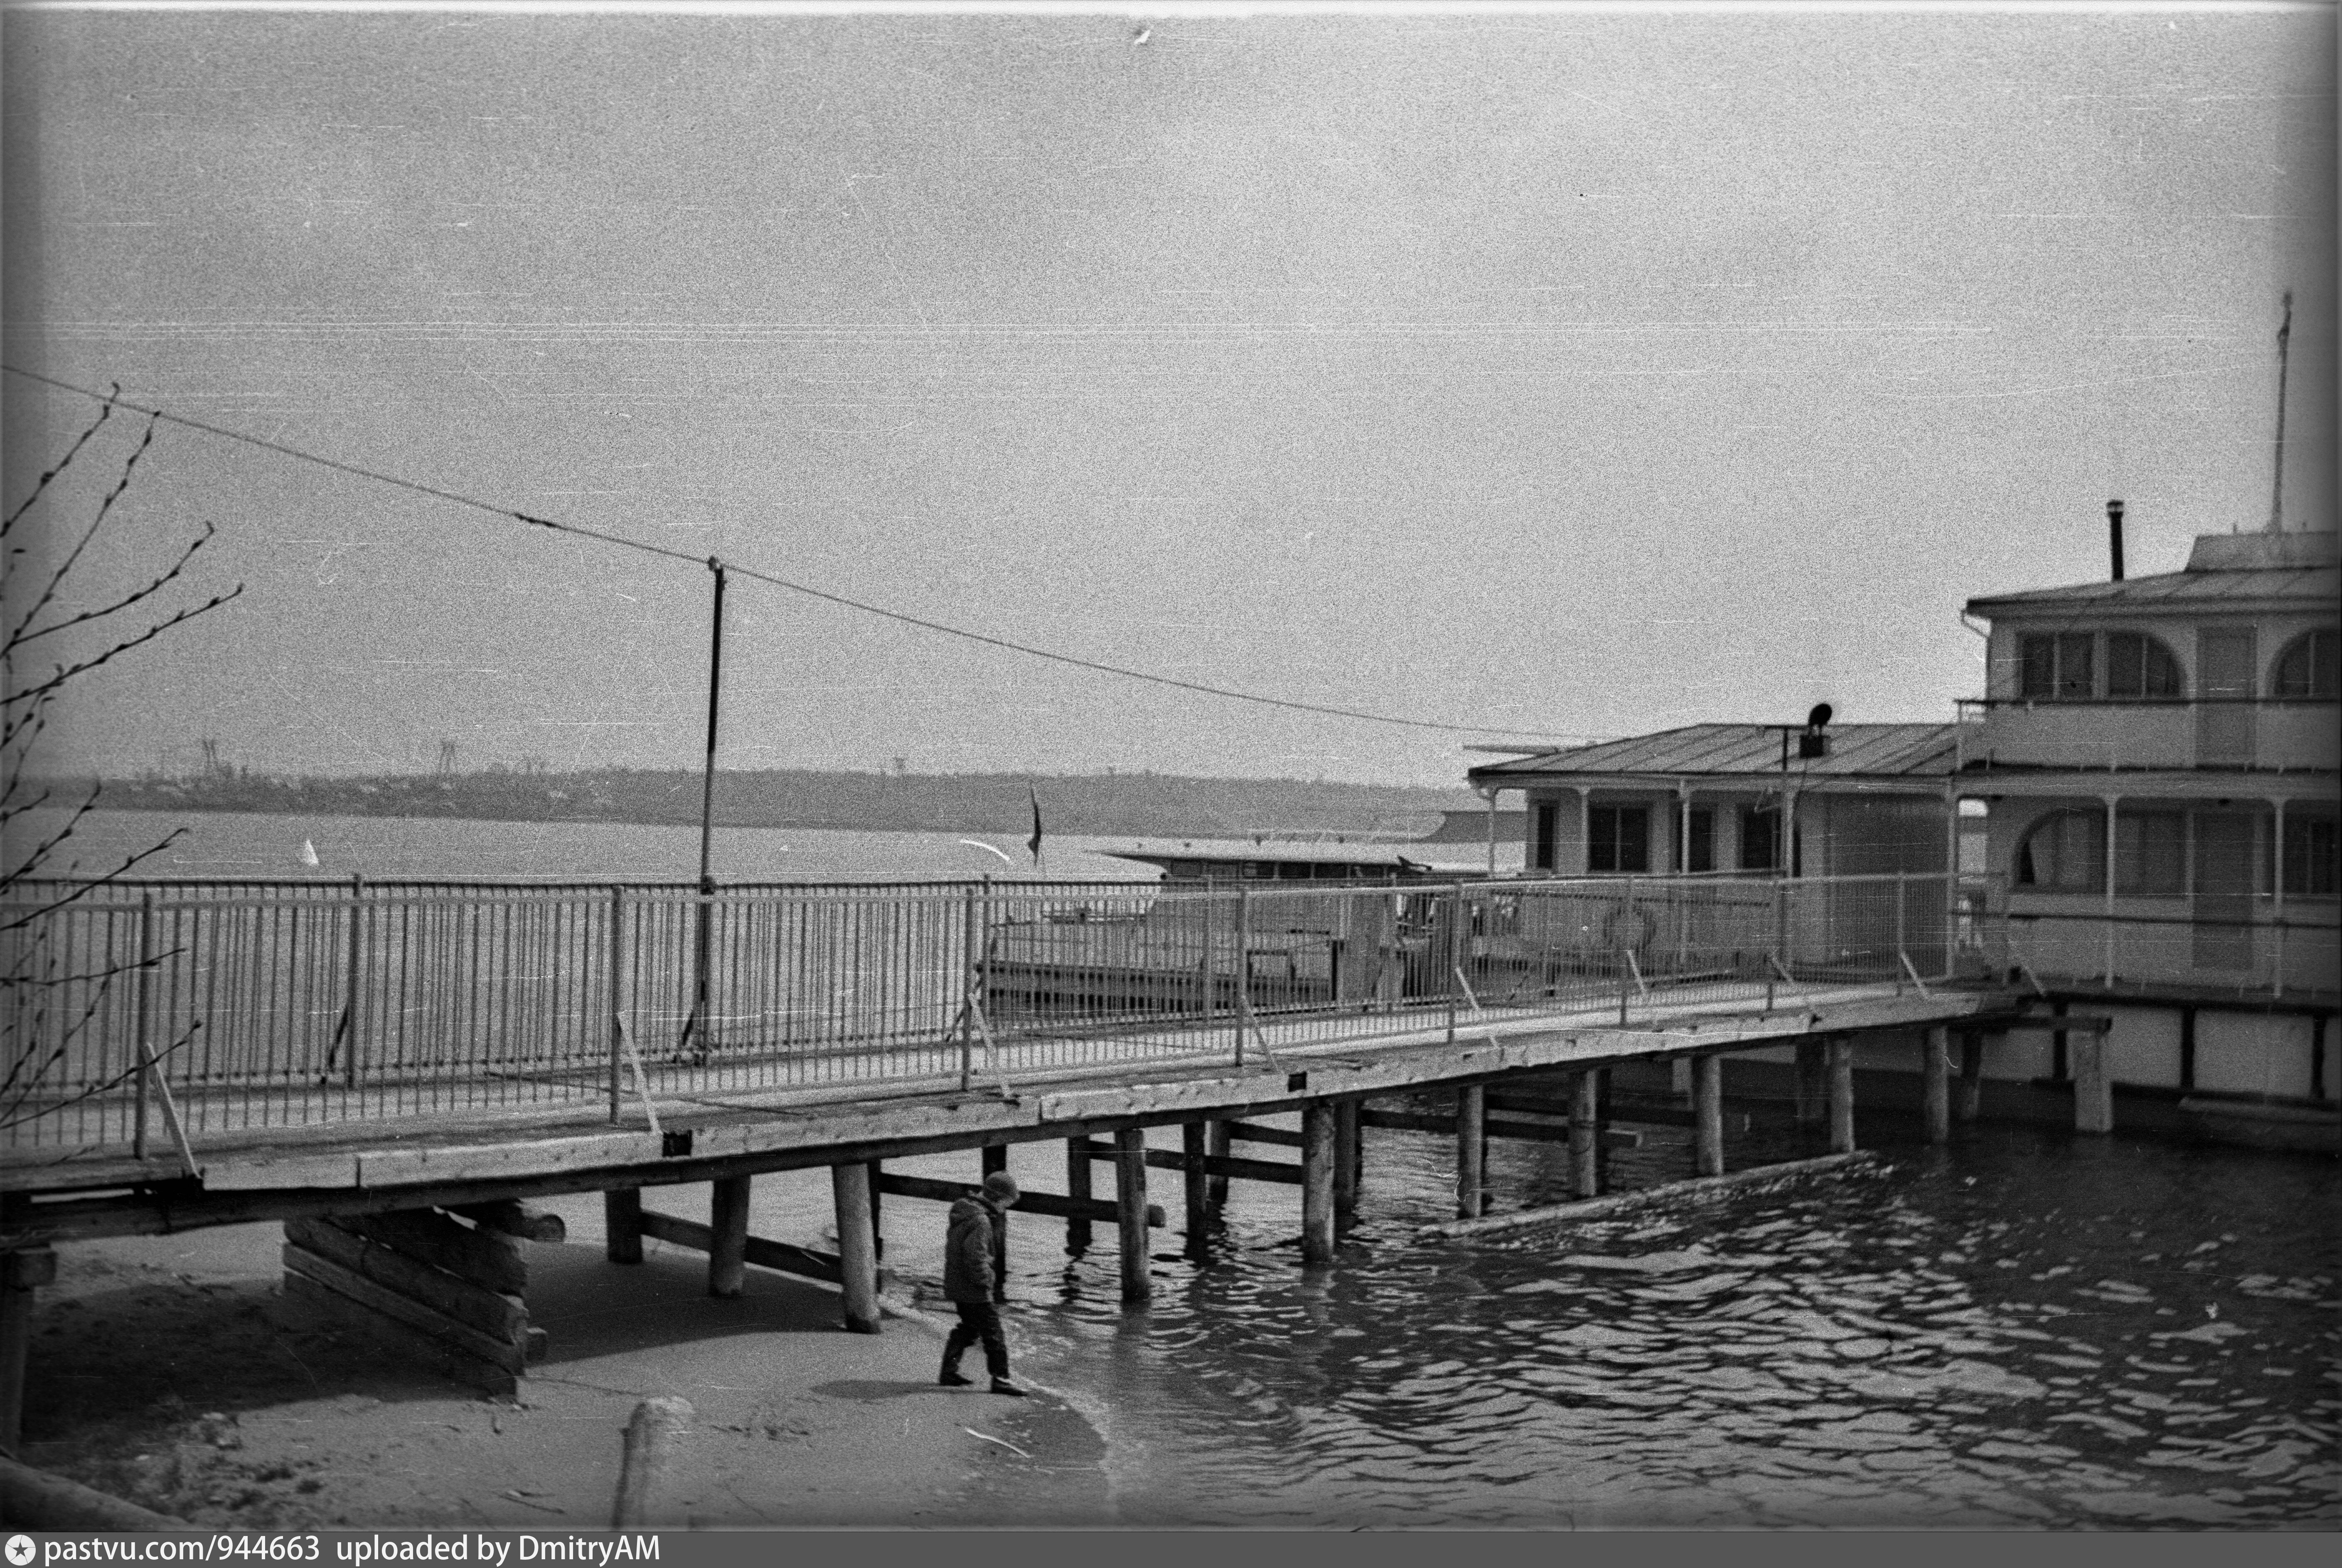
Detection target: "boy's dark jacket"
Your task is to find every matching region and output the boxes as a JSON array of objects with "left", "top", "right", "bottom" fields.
[{"left": 944, "top": 1194, "right": 1006, "bottom": 1303}]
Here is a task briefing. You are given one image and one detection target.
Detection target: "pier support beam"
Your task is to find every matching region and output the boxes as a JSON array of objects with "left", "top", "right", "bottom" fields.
[
  {"left": 604, "top": 1188, "right": 644, "bottom": 1265},
  {"left": 1455, "top": 1084, "right": 1486, "bottom": 1219},
  {"left": 1670, "top": 1056, "right": 1694, "bottom": 1102},
  {"left": 708, "top": 1175, "right": 750, "bottom": 1298},
  {"left": 1570, "top": 1071, "right": 1602, "bottom": 1199},
  {"left": 2072, "top": 1030, "right": 2114, "bottom": 1135},
  {"left": 0, "top": 1248, "right": 55, "bottom": 1455},
  {"left": 1693, "top": 1056, "right": 1725, "bottom": 1178},
  {"left": 829, "top": 1164, "right": 881, "bottom": 1335},
  {"left": 1922, "top": 1027, "right": 1951, "bottom": 1145},
  {"left": 1182, "top": 1121, "right": 1211, "bottom": 1258},
  {"left": 1826, "top": 1039, "right": 1856, "bottom": 1154},
  {"left": 1065, "top": 1138, "right": 1092, "bottom": 1251},
  {"left": 1335, "top": 1098, "right": 1363, "bottom": 1236},
  {"left": 981, "top": 1143, "right": 1008, "bottom": 1180},
  {"left": 1114, "top": 1129, "right": 1151, "bottom": 1304},
  {"left": 867, "top": 1159, "right": 884, "bottom": 1260},
  {"left": 1794, "top": 1039, "right": 1826, "bottom": 1127},
  {"left": 1956, "top": 1033, "right": 1985, "bottom": 1123},
  {"left": 1301, "top": 1100, "right": 1337, "bottom": 1263},
  {"left": 1206, "top": 1120, "right": 1233, "bottom": 1210}
]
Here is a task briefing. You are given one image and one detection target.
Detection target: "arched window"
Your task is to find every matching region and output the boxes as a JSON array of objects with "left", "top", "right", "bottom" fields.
[
  {"left": 2105, "top": 632, "right": 2184, "bottom": 699},
  {"left": 2015, "top": 810, "right": 2104, "bottom": 891},
  {"left": 2270, "top": 628, "right": 2340, "bottom": 699}
]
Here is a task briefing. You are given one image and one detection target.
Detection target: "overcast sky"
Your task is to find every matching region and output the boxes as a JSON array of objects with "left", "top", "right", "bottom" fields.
[{"left": 4, "top": 1, "right": 2332, "bottom": 788}]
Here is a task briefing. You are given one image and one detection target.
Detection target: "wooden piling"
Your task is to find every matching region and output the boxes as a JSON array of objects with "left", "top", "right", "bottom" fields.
[
  {"left": 2071, "top": 1030, "right": 2114, "bottom": 1135},
  {"left": 1454, "top": 1083, "right": 1486, "bottom": 1219},
  {"left": 1301, "top": 1100, "right": 1337, "bottom": 1263},
  {"left": 1334, "top": 1098, "right": 1363, "bottom": 1236},
  {"left": 1182, "top": 1121, "right": 1210, "bottom": 1256},
  {"left": 1827, "top": 1038, "right": 1856, "bottom": 1154},
  {"left": 829, "top": 1164, "right": 882, "bottom": 1334},
  {"left": 867, "top": 1158, "right": 884, "bottom": 1260},
  {"left": 708, "top": 1175, "right": 750, "bottom": 1298},
  {"left": 1065, "top": 1137, "right": 1093, "bottom": 1251},
  {"left": 1207, "top": 1119, "right": 1233, "bottom": 1209},
  {"left": 1956, "top": 1032, "right": 1985, "bottom": 1123},
  {"left": 1793, "top": 1038, "right": 1826, "bottom": 1126},
  {"left": 1114, "top": 1128, "right": 1151, "bottom": 1304},
  {"left": 1570, "top": 1071, "right": 1601, "bottom": 1199},
  {"left": 1693, "top": 1056, "right": 1725, "bottom": 1177},
  {"left": 0, "top": 1249, "right": 56, "bottom": 1456},
  {"left": 1922, "top": 1026, "right": 1951, "bottom": 1144},
  {"left": 604, "top": 1188, "right": 644, "bottom": 1265},
  {"left": 610, "top": 1396, "right": 693, "bottom": 1528}
]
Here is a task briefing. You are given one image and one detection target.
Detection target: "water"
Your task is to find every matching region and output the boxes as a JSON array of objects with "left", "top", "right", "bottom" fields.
[{"left": 34, "top": 809, "right": 2342, "bottom": 1526}]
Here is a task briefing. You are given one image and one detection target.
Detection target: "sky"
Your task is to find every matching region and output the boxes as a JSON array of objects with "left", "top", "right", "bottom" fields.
[{"left": 2, "top": 0, "right": 2333, "bottom": 789}]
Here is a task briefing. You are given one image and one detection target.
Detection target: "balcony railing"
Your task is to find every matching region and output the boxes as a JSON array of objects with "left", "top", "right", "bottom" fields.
[{"left": 1956, "top": 697, "right": 2340, "bottom": 773}]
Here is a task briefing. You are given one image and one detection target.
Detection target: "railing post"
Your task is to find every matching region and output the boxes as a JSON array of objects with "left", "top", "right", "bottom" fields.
[
  {"left": 1895, "top": 870, "right": 1908, "bottom": 991},
  {"left": 339, "top": 872, "right": 365, "bottom": 1088},
  {"left": 1200, "top": 886, "right": 1217, "bottom": 1033},
  {"left": 960, "top": 884, "right": 979, "bottom": 1093},
  {"left": 608, "top": 886, "right": 626, "bottom": 1125},
  {"left": 1446, "top": 883, "right": 1464, "bottom": 1046},
  {"left": 1618, "top": 875, "right": 1635, "bottom": 1025},
  {"left": 1234, "top": 887, "right": 1251, "bottom": 1068},
  {"left": 133, "top": 894, "right": 155, "bottom": 1160}
]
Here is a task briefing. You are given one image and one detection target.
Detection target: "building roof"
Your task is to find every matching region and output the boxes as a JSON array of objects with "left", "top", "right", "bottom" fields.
[
  {"left": 1965, "top": 562, "right": 2337, "bottom": 613},
  {"left": 1967, "top": 529, "right": 2339, "bottom": 614},
  {"left": 1467, "top": 722, "right": 1963, "bottom": 783}
]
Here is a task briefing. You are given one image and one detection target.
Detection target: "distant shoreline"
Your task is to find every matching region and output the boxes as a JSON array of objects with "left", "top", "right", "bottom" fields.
[{"left": 60, "top": 766, "right": 1486, "bottom": 844}]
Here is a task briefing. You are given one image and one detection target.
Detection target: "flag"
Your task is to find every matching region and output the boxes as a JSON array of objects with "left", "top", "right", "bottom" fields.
[{"left": 1027, "top": 784, "right": 1045, "bottom": 866}]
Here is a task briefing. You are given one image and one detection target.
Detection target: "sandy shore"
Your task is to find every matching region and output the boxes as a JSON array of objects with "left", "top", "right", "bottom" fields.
[{"left": 19, "top": 1198, "right": 1116, "bottom": 1529}]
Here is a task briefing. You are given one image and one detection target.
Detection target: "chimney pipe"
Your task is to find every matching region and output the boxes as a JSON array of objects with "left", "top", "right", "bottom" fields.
[{"left": 2107, "top": 499, "right": 2126, "bottom": 582}]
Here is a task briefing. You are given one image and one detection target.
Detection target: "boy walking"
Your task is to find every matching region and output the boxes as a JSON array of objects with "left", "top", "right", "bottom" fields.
[{"left": 939, "top": 1170, "right": 1027, "bottom": 1396}]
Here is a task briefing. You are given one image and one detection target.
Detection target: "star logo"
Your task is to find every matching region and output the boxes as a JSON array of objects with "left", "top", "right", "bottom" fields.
[{"left": 6, "top": 1534, "right": 36, "bottom": 1566}]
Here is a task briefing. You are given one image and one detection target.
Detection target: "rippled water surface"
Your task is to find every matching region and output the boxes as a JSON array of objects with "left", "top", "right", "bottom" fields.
[{"left": 983, "top": 1121, "right": 2340, "bottom": 1528}]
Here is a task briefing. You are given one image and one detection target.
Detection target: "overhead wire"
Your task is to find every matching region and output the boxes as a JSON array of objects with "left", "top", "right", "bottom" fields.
[{"left": 3, "top": 364, "right": 1594, "bottom": 746}]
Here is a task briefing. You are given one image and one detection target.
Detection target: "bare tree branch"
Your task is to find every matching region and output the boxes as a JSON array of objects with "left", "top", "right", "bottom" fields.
[
  {"left": 12, "top": 520, "right": 226, "bottom": 651},
  {"left": 1, "top": 391, "right": 113, "bottom": 540},
  {"left": 5, "top": 411, "right": 158, "bottom": 650},
  {"left": 0, "top": 583, "right": 245, "bottom": 718}
]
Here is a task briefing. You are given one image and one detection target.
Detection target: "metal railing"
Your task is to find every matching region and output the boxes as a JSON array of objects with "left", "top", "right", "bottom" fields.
[{"left": 1, "top": 872, "right": 1990, "bottom": 1158}]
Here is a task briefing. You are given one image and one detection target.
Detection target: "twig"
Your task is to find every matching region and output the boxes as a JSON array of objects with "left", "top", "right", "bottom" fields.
[{"left": 960, "top": 1427, "right": 1030, "bottom": 1459}]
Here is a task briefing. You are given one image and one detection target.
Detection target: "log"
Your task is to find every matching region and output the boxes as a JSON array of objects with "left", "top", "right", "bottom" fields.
[
  {"left": 708, "top": 1176, "right": 750, "bottom": 1298},
  {"left": 1113, "top": 1129, "right": 1150, "bottom": 1304},
  {"left": 1300, "top": 1101, "right": 1336, "bottom": 1264},
  {"left": 451, "top": 1199, "right": 566, "bottom": 1244},
  {"left": 1454, "top": 1084, "right": 1485, "bottom": 1221},
  {"left": 285, "top": 1219, "right": 528, "bottom": 1341},
  {"left": 284, "top": 1243, "right": 526, "bottom": 1368},
  {"left": 341, "top": 1209, "right": 528, "bottom": 1295},
  {"left": 605, "top": 1188, "right": 645, "bottom": 1265},
  {"left": 610, "top": 1396, "right": 693, "bottom": 1528},
  {"left": 0, "top": 1454, "right": 189, "bottom": 1530},
  {"left": 831, "top": 1164, "right": 881, "bottom": 1335},
  {"left": 635, "top": 1208, "right": 844, "bottom": 1285}
]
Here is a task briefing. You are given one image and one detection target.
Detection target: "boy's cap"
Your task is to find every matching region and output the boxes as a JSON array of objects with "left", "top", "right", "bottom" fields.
[{"left": 981, "top": 1172, "right": 1020, "bottom": 1204}]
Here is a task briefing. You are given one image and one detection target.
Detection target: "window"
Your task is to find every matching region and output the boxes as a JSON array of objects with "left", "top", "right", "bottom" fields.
[
  {"left": 2113, "top": 809, "right": 2186, "bottom": 897},
  {"left": 1530, "top": 801, "right": 1557, "bottom": 873},
  {"left": 2106, "top": 632, "right": 2185, "bottom": 699},
  {"left": 1739, "top": 805, "right": 1781, "bottom": 873},
  {"left": 2015, "top": 810, "right": 2105, "bottom": 891},
  {"left": 2283, "top": 813, "right": 2338, "bottom": 899},
  {"left": 1587, "top": 805, "right": 1649, "bottom": 874},
  {"left": 1682, "top": 807, "right": 1715, "bottom": 873},
  {"left": 2020, "top": 632, "right": 2095, "bottom": 700},
  {"left": 2271, "top": 629, "right": 2340, "bottom": 699}
]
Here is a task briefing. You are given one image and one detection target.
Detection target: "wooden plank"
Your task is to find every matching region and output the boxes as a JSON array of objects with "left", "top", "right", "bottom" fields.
[
  {"left": 285, "top": 1219, "right": 528, "bottom": 1341},
  {"left": 282, "top": 1271, "right": 516, "bottom": 1399},
  {"left": 352, "top": 1131, "right": 664, "bottom": 1189},
  {"left": 282, "top": 1245, "right": 526, "bottom": 1372},
  {"left": 1417, "top": 1152, "right": 1883, "bottom": 1240},
  {"left": 1224, "top": 1120, "right": 1303, "bottom": 1148},
  {"left": 450, "top": 1199, "right": 566, "bottom": 1243},
  {"left": 1072, "top": 1139, "right": 1302, "bottom": 1186},
  {"left": 635, "top": 1207, "right": 844, "bottom": 1286},
  {"left": 339, "top": 1209, "right": 528, "bottom": 1296}
]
